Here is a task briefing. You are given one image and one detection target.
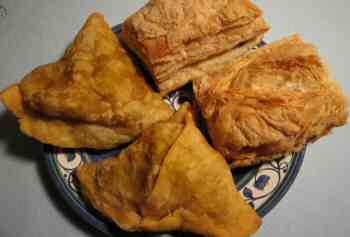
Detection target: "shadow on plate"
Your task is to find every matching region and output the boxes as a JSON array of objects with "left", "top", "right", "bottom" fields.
[
  {"left": 0, "top": 111, "right": 41, "bottom": 161},
  {"left": 0, "top": 110, "right": 200, "bottom": 237},
  {"left": 0, "top": 109, "right": 258, "bottom": 237},
  {"left": 0, "top": 110, "right": 111, "bottom": 237}
]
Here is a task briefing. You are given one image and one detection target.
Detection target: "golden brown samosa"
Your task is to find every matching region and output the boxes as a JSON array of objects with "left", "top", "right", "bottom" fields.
[
  {"left": 76, "top": 103, "right": 261, "bottom": 237},
  {"left": 0, "top": 85, "right": 135, "bottom": 148},
  {"left": 0, "top": 13, "right": 173, "bottom": 149},
  {"left": 194, "top": 34, "right": 348, "bottom": 168},
  {"left": 20, "top": 13, "right": 172, "bottom": 127}
]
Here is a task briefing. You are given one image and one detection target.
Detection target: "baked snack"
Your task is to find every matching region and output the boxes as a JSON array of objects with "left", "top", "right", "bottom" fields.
[
  {"left": 76, "top": 103, "right": 261, "bottom": 237},
  {"left": 194, "top": 34, "right": 348, "bottom": 168},
  {"left": 121, "top": 0, "right": 269, "bottom": 95},
  {"left": 0, "top": 13, "right": 173, "bottom": 149}
]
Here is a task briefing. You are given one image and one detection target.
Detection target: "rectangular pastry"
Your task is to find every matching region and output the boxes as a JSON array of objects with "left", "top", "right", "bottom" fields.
[
  {"left": 121, "top": 0, "right": 270, "bottom": 95},
  {"left": 193, "top": 34, "right": 348, "bottom": 167}
]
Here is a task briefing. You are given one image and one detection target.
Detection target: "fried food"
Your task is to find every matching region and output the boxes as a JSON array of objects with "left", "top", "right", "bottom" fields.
[
  {"left": 20, "top": 13, "right": 172, "bottom": 127},
  {"left": 194, "top": 35, "right": 348, "bottom": 168},
  {"left": 0, "top": 85, "right": 136, "bottom": 148},
  {"left": 121, "top": 0, "right": 269, "bottom": 95},
  {"left": 76, "top": 103, "right": 261, "bottom": 237},
  {"left": 1, "top": 13, "right": 173, "bottom": 149}
]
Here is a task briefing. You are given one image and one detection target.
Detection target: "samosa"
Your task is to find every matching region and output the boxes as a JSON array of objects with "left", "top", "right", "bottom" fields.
[
  {"left": 0, "top": 13, "right": 173, "bottom": 149},
  {"left": 76, "top": 103, "right": 261, "bottom": 237}
]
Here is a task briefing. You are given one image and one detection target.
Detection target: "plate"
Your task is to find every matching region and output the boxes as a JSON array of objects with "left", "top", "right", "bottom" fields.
[{"left": 44, "top": 24, "right": 305, "bottom": 237}]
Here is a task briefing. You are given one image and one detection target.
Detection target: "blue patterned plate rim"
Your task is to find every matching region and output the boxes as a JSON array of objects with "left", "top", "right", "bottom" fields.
[
  {"left": 44, "top": 146, "right": 305, "bottom": 237},
  {"left": 44, "top": 24, "right": 306, "bottom": 237}
]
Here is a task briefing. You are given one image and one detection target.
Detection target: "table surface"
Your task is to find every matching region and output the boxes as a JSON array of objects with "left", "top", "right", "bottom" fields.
[{"left": 0, "top": 0, "right": 349, "bottom": 237}]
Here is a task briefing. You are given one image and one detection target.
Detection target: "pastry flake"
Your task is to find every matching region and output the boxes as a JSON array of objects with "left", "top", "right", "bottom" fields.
[
  {"left": 194, "top": 34, "right": 348, "bottom": 167},
  {"left": 121, "top": 0, "right": 269, "bottom": 95}
]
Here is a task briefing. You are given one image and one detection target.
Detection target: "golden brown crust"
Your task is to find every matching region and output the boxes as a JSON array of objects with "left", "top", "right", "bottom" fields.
[
  {"left": 0, "top": 85, "right": 136, "bottom": 149},
  {"left": 76, "top": 104, "right": 261, "bottom": 237},
  {"left": 20, "top": 13, "right": 172, "bottom": 128},
  {"left": 194, "top": 34, "right": 348, "bottom": 166},
  {"left": 158, "top": 35, "right": 263, "bottom": 95},
  {"left": 0, "top": 13, "right": 173, "bottom": 149},
  {"left": 121, "top": 0, "right": 269, "bottom": 94}
]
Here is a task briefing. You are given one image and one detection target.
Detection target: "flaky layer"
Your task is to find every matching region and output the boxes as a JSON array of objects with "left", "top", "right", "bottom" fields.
[
  {"left": 122, "top": 0, "right": 269, "bottom": 94},
  {"left": 158, "top": 35, "right": 263, "bottom": 95},
  {"left": 194, "top": 34, "right": 348, "bottom": 167}
]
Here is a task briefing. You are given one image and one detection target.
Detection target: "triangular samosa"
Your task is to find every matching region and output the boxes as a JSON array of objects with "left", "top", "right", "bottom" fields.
[
  {"left": 0, "top": 13, "right": 173, "bottom": 149},
  {"left": 1, "top": 85, "right": 136, "bottom": 148},
  {"left": 76, "top": 103, "right": 261, "bottom": 237}
]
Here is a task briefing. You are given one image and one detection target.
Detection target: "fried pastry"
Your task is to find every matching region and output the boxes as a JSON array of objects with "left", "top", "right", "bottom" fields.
[
  {"left": 121, "top": 0, "right": 269, "bottom": 95},
  {"left": 0, "top": 85, "right": 136, "bottom": 148},
  {"left": 20, "top": 13, "right": 172, "bottom": 127},
  {"left": 76, "top": 103, "right": 261, "bottom": 237},
  {"left": 194, "top": 35, "right": 348, "bottom": 168},
  {"left": 0, "top": 13, "right": 173, "bottom": 149}
]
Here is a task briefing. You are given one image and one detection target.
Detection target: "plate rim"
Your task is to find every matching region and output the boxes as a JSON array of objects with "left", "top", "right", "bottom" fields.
[
  {"left": 45, "top": 146, "right": 304, "bottom": 236},
  {"left": 44, "top": 146, "right": 114, "bottom": 237},
  {"left": 43, "top": 23, "right": 306, "bottom": 236}
]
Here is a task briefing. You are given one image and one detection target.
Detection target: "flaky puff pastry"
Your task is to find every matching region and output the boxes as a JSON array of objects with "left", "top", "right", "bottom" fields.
[
  {"left": 122, "top": 0, "right": 269, "bottom": 95},
  {"left": 194, "top": 35, "right": 348, "bottom": 168},
  {"left": 1, "top": 13, "right": 173, "bottom": 149},
  {"left": 76, "top": 103, "right": 261, "bottom": 237}
]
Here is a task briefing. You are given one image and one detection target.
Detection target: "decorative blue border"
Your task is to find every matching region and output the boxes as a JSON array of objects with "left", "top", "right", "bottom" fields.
[
  {"left": 45, "top": 145, "right": 305, "bottom": 236},
  {"left": 111, "top": 24, "right": 121, "bottom": 33},
  {"left": 257, "top": 148, "right": 305, "bottom": 217},
  {"left": 44, "top": 146, "right": 114, "bottom": 237}
]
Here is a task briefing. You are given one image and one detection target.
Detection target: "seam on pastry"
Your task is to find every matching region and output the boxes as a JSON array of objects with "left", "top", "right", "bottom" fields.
[
  {"left": 145, "top": 125, "right": 185, "bottom": 201},
  {"left": 157, "top": 37, "right": 265, "bottom": 95},
  {"left": 154, "top": 29, "right": 268, "bottom": 81}
]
